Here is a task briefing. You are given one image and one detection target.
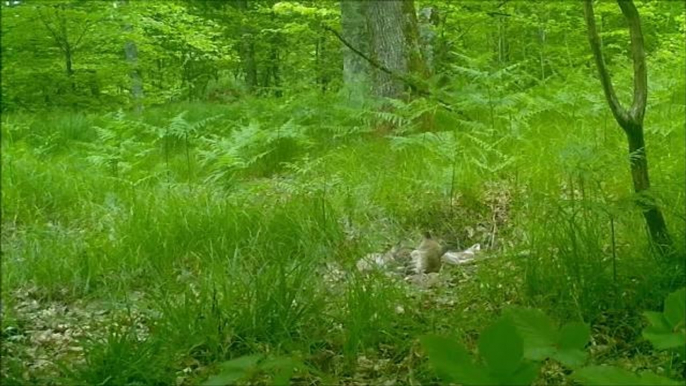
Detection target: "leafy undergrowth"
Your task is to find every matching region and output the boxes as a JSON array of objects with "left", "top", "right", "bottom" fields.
[{"left": 2, "top": 95, "right": 685, "bottom": 385}]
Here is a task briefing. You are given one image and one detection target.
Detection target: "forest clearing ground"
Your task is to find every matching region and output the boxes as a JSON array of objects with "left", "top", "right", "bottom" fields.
[{"left": 2, "top": 97, "right": 684, "bottom": 384}]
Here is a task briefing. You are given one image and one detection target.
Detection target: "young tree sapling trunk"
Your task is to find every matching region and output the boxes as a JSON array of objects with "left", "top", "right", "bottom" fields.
[{"left": 583, "top": 0, "right": 672, "bottom": 254}]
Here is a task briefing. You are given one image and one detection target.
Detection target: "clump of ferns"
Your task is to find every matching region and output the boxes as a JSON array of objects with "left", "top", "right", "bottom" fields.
[
  {"left": 362, "top": 97, "right": 441, "bottom": 134},
  {"left": 311, "top": 103, "right": 373, "bottom": 142},
  {"left": 138, "top": 111, "right": 223, "bottom": 182},
  {"left": 390, "top": 127, "right": 515, "bottom": 206},
  {"left": 84, "top": 110, "right": 151, "bottom": 178},
  {"left": 198, "top": 119, "right": 313, "bottom": 186}
]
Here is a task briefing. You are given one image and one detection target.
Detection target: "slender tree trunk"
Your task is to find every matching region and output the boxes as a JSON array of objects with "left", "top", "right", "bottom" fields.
[
  {"left": 124, "top": 42, "right": 143, "bottom": 110},
  {"left": 402, "top": 0, "right": 428, "bottom": 82},
  {"left": 583, "top": 0, "right": 671, "bottom": 254},
  {"left": 270, "top": 45, "right": 281, "bottom": 97},
  {"left": 315, "top": 35, "right": 329, "bottom": 92},
  {"left": 244, "top": 40, "right": 257, "bottom": 92},
  {"left": 59, "top": 14, "right": 76, "bottom": 93},
  {"left": 538, "top": 14, "right": 546, "bottom": 80},
  {"left": 418, "top": 7, "right": 439, "bottom": 75},
  {"left": 234, "top": 0, "right": 257, "bottom": 93},
  {"left": 121, "top": 0, "right": 143, "bottom": 112},
  {"left": 64, "top": 45, "right": 75, "bottom": 92},
  {"left": 125, "top": 38, "right": 143, "bottom": 111}
]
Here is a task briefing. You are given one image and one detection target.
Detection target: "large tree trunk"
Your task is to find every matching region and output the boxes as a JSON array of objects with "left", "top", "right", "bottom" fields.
[
  {"left": 366, "top": 0, "right": 427, "bottom": 99},
  {"left": 366, "top": 1, "right": 408, "bottom": 99},
  {"left": 340, "top": 0, "right": 370, "bottom": 100},
  {"left": 583, "top": 0, "right": 671, "bottom": 254}
]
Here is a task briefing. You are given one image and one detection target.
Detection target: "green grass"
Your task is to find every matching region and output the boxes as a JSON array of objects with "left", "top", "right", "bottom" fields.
[{"left": 2, "top": 73, "right": 685, "bottom": 384}]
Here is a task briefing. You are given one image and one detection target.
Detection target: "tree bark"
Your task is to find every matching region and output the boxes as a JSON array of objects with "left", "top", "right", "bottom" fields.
[
  {"left": 233, "top": 0, "right": 257, "bottom": 93},
  {"left": 583, "top": 0, "right": 671, "bottom": 254},
  {"left": 366, "top": 0, "right": 406, "bottom": 99},
  {"left": 418, "top": 7, "right": 439, "bottom": 75},
  {"left": 341, "top": 0, "right": 370, "bottom": 100},
  {"left": 365, "top": 0, "right": 428, "bottom": 100}
]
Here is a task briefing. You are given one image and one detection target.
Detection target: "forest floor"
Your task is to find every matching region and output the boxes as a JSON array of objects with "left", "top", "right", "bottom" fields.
[{"left": 2, "top": 99, "right": 685, "bottom": 385}]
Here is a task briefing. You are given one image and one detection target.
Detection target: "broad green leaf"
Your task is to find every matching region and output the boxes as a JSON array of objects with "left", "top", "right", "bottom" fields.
[
  {"left": 503, "top": 362, "right": 541, "bottom": 386},
  {"left": 553, "top": 347, "right": 587, "bottom": 368},
  {"left": 663, "top": 288, "right": 686, "bottom": 329},
  {"left": 558, "top": 322, "right": 590, "bottom": 351},
  {"left": 642, "top": 309, "right": 684, "bottom": 350},
  {"left": 271, "top": 365, "right": 296, "bottom": 386},
  {"left": 572, "top": 365, "right": 681, "bottom": 386},
  {"left": 505, "top": 307, "right": 557, "bottom": 360},
  {"left": 644, "top": 311, "right": 671, "bottom": 332},
  {"left": 637, "top": 371, "right": 685, "bottom": 386},
  {"left": 478, "top": 318, "right": 523, "bottom": 376},
  {"left": 642, "top": 329, "right": 686, "bottom": 350},
  {"left": 420, "top": 335, "right": 493, "bottom": 385},
  {"left": 261, "top": 357, "right": 300, "bottom": 385},
  {"left": 202, "top": 355, "right": 262, "bottom": 386}
]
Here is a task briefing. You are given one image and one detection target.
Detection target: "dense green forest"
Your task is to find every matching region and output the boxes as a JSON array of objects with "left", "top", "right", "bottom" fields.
[{"left": 1, "top": 0, "right": 685, "bottom": 384}]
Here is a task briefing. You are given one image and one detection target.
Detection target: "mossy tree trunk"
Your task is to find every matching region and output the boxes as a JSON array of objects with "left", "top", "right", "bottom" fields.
[{"left": 365, "top": 0, "right": 427, "bottom": 99}]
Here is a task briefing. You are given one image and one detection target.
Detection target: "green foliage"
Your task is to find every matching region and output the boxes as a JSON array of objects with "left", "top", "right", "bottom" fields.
[
  {"left": 423, "top": 288, "right": 686, "bottom": 385},
  {"left": 422, "top": 315, "right": 541, "bottom": 385},
  {"left": 643, "top": 288, "right": 686, "bottom": 356},
  {"left": 505, "top": 307, "right": 590, "bottom": 367},
  {"left": 85, "top": 110, "right": 150, "bottom": 177},
  {"left": 202, "top": 354, "right": 307, "bottom": 385}
]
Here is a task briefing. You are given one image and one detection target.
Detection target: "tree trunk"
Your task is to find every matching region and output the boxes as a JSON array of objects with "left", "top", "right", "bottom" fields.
[
  {"left": 583, "top": 0, "right": 671, "bottom": 254},
  {"left": 366, "top": 0, "right": 427, "bottom": 99},
  {"left": 234, "top": 0, "right": 257, "bottom": 93},
  {"left": 124, "top": 39, "right": 144, "bottom": 110},
  {"left": 120, "top": 0, "right": 144, "bottom": 112},
  {"left": 124, "top": 36, "right": 144, "bottom": 111},
  {"left": 418, "top": 7, "right": 439, "bottom": 75},
  {"left": 270, "top": 45, "right": 281, "bottom": 97},
  {"left": 402, "top": 0, "right": 428, "bottom": 82},
  {"left": 341, "top": 0, "right": 370, "bottom": 97},
  {"left": 366, "top": 0, "right": 408, "bottom": 99},
  {"left": 625, "top": 122, "right": 671, "bottom": 250}
]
